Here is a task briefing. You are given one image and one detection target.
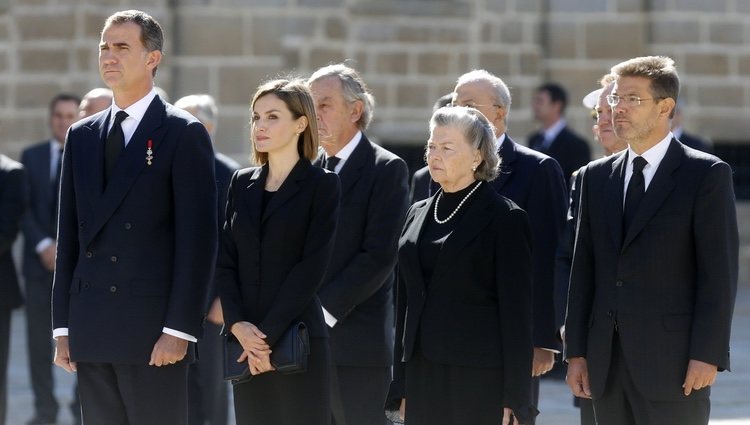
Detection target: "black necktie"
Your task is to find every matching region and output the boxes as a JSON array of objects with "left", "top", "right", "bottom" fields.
[
  {"left": 325, "top": 156, "right": 341, "bottom": 172},
  {"left": 51, "top": 146, "right": 63, "bottom": 230},
  {"left": 105, "top": 110, "right": 129, "bottom": 185},
  {"left": 623, "top": 156, "right": 648, "bottom": 234}
]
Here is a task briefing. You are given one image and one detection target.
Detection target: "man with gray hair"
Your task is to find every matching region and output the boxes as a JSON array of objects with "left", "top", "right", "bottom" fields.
[
  {"left": 175, "top": 93, "right": 239, "bottom": 425},
  {"left": 411, "top": 69, "right": 568, "bottom": 424},
  {"left": 308, "top": 64, "right": 409, "bottom": 425},
  {"left": 79, "top": 88, "right": 113, "bottom": 119}
]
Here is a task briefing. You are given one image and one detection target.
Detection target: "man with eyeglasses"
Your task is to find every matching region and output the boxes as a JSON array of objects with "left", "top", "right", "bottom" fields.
[
  {"left": 412, "top": 69, "right": 568, "bottom": 424},
  {"left": 565, "top": 56, "right": 738, "bottom": 425}
]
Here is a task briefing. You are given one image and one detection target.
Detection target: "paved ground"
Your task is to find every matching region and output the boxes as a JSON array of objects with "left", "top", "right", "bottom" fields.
[{"left": 4, "top": 287, "right": 749, "bottom": 424}]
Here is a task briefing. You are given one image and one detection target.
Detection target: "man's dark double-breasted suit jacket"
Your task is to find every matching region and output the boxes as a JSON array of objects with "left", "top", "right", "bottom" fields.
[
  {"left": 52, "top": 96, "right": 218, "bottom": 364},
  {"left": 565, "top": 139, "right": 738, "bottom": 401},
  {"left": 411, "top": 136, "right": 567, "bottom": 350}
]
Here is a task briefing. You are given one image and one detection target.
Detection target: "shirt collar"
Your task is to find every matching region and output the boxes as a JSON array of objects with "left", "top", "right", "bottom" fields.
[
  {"left": 544, "top": 118, "right": 567, "bottom": 144},
  {"left": 627, "top": 131, "right": 673, "bottom": 169},
  {"left": 496, "top": 133, "right": 506, "bottom": 150},
  {"left": 326, "top": 130, "right": 362, "bottom": 161},
  {"left": 111, "top": 88, "right": 157, "bottom": 127}
]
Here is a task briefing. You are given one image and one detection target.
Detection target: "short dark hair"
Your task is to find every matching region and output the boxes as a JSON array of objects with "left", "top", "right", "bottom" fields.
[
  {"left": 103, "top": 10, "right": 163, "bottom": 77},
  {"left": 537, "top": 82, "right": 568, "bottom": 112},
  {"left": 49, "top": 93, "right": 81, "bottom": 115},
  {"left": 611, "top": 56, "right": 680, "bottom": 119}
]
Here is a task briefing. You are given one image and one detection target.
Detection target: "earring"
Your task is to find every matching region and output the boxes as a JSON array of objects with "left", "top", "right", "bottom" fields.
[{"left": 472, "top": 165, "right": 477, "bottom": 172}]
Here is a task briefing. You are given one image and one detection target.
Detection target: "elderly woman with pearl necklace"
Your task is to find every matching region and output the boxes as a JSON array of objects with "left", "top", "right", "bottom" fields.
[{"left": 385, "top": 106, "right": 537, "bottom": 425}]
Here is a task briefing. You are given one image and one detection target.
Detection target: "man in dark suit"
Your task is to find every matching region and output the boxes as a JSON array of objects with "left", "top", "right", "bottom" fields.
[
  {"left": 412, "top": 70, "right": 568, "bottom": 423},
  {"left": 671, "top": 101, "right": 713, "bottom": 154},
  {"left": 528, "top": 82, "right": 591, "bottom": 182},
  {"left": 176, "top": 93, "right": 240, "bottom": 425},
  {"left": 409, "top": 93, "right": 453, "bottom": 204},
  {"left": 20, "top": 93, "right": 81, "bottom": 425},
  {"left": 308, "top": 64, "right": 410, "bottom": 425},
  {"left": 0, "top": 153, "right": 26, "bottom": 425},
  {"left": 565, "top": 56, "right": 738, "bottom": 425},
  {"left": 51, "top": 10, "right": 217, "bottom": 425}
]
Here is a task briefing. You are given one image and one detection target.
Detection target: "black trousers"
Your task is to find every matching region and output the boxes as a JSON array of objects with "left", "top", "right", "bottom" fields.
[
  {"left": 77, "top": 361, "right": 189, "bottom": 425},
  {"left": 0, "top": 308, "right": 10, "bottom": 425},
  {"left": 24, "top": 275, "right": 58, "bottom": 420},
  {"left": 330, "top": 364, "right": 391, "bottom": 425},
  {"left": 592, "top": 336, "right": 710, "bottom": 425},
  {"left": 188, "top": 322, "right": 228, "bottom": 425}
]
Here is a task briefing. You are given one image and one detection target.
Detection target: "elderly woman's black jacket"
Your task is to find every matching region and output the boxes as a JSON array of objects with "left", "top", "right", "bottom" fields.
[{"left": 386, "top": 182, "right": 536, "bottom": 423}]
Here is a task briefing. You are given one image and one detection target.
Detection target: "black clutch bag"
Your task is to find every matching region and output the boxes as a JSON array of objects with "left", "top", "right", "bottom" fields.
[{"left": 223, "top": 321, "right": 310, "bottom": 384}]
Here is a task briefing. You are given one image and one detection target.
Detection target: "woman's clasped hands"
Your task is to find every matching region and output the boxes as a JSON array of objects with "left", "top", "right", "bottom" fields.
[{"left": 231, "top": 321, "right": 275, "bottom": 375}]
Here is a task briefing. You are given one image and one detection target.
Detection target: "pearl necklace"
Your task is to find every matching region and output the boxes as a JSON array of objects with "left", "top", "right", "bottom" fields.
[{"left": 433, "top": 181, "right": 482, "bottom": 224}]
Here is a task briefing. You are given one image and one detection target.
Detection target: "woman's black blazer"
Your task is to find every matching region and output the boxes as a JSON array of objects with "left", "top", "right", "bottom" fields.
[
  {"left": 216, "top": 159, "right": 340, "bottom": 347},
  {"left": 388, "top": 182, "right": 534, "bottom": 417}
]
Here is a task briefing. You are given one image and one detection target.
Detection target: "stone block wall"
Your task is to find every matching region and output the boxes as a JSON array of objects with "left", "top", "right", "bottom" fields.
[{"left": 1, "top": 0, "right": 749, "bottom": 159}]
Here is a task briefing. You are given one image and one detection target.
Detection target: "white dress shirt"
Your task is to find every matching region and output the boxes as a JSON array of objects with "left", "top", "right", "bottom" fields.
[
  {"left": 622, "top": 132, "right": 673, "bottom": 206},
  {"left": 541, "top": 118, "right": 567, "bottom": 150}
]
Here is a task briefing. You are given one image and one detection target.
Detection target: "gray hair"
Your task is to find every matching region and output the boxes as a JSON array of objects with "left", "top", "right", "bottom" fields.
[
  {"left": 308, "top": 64, "right": 375, "bottom": 130},
  {"left": 456, "top": 69, "right": 512, "bottom": 111},
  {"left": 104, "top": 10, "right": 163, "bottom": 77},
  {"left": 430, "top": 106, "right": 500, "bottom": 182},
  {"left": 175, "top": 94, "right": 218, "bottom": 129}
]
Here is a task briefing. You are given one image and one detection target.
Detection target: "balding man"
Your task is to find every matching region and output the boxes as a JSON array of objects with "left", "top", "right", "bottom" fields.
[{"left": 79, "top": 88, "right": 113, "bottom": 119}]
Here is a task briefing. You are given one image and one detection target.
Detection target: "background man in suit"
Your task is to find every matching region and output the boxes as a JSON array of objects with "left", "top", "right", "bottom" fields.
[
  {"left": 308, "top": 64, "right": 410, "bottom": 425},
  {"left": 51, "top": 10, "right": 217, "bottom": 425},
  {"left": 671, "top": 100, "right": 713, "bottom": 154},
  {"left": 0, "top": 153, "right": 26, "bottom": 425},
  {"left": 565, "top": 56, "right": 738, "bottom": 425},
  {"left": 175, "top": 93, "right": 240, "bottom": 425},
  {"left": 79, "top": 88, "right": 113, "bottom": 119},
  {"left": 20, "top": 93, "right": 81, "bottom": 425},
  {"left": 528, "top": 82, "right": 591, "bottom": 182}
]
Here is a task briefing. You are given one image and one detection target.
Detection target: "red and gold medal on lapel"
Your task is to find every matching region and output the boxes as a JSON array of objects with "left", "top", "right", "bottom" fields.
[{"left": 146, "top": 140, "right": 154, "bottom": 165}]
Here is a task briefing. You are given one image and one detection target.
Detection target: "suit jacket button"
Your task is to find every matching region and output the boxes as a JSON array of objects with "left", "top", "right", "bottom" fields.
[
  {"left": 607, "top": 310, "right": 613, "bottom": 317},
  {"left": 124, "top": 222, "right": 132, "bottom": 230},
  {"left": 110, "top": 285, "right": 117, "bottom": 293},
  {"left": 110, "top": 256, "right": 118, "bottom": 263},
  {"left": 83, "top": 281, "right": 90, "bottom": 289},
  {"left": 85, "top": 251, "right": 93, "bottom": 258},
  {"left": 616, "top": 280, "right": 623, "bottom": 287}
]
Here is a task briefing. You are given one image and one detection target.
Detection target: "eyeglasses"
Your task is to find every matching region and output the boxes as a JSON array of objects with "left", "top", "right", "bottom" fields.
[
  {"left": 450, "top": 102, "right": 502, "bottom": 109},
  {"left": 606, "top": 94, "right": 662, "bottom": 107}
]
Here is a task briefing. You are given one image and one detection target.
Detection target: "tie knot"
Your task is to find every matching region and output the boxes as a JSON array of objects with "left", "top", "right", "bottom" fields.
[
  {"left": 325, "top": 156, "right": 341, "bottom": 172},
  {"left": 113, "top": 110, "right": 129, "bottom": 125},
  {"left": 632, "top": 156, "right": 647, "bottom": 172}
]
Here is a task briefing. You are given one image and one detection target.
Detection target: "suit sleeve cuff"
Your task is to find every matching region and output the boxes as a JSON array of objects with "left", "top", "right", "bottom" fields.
[
  {"left": 36, "top": 237, "right": 54, "bottom": 254},
  {"left": 322, "top": 306, "right": 338, "bottom": 328},
  {"left": 162, "top": 327, "right": 197, "bottom": 342},
  {"left": 53, "top": 328, "right": 68, "bottom": 339}
]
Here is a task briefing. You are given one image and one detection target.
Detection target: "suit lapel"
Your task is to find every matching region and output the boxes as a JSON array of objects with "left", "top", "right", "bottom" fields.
[
  {"left": 493, "top": 136, "right": 517, "bottom": 191},
  {"left": 241, "top": 166, "right": 265, "bottom": 245},
  {"left": 605, "top": 151, "right": 628, "bottom": 250},
  {"left": 436, "top": 183, "right": 495, "bottom": 261},
  {"left": 261, "top": 159, "right": 310, "bottom": 223},
  {"left": 84, "top": 97, "right": 166, "bottom": 247},
  {"left": 337, "top": 135, "right": 371, "bottom": 197},
  {"left": 400, "top": 196, "right": 434, "bottom": 293},
  {"left": 621, "top": 139, "right": 681, "bottom": 250}
]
